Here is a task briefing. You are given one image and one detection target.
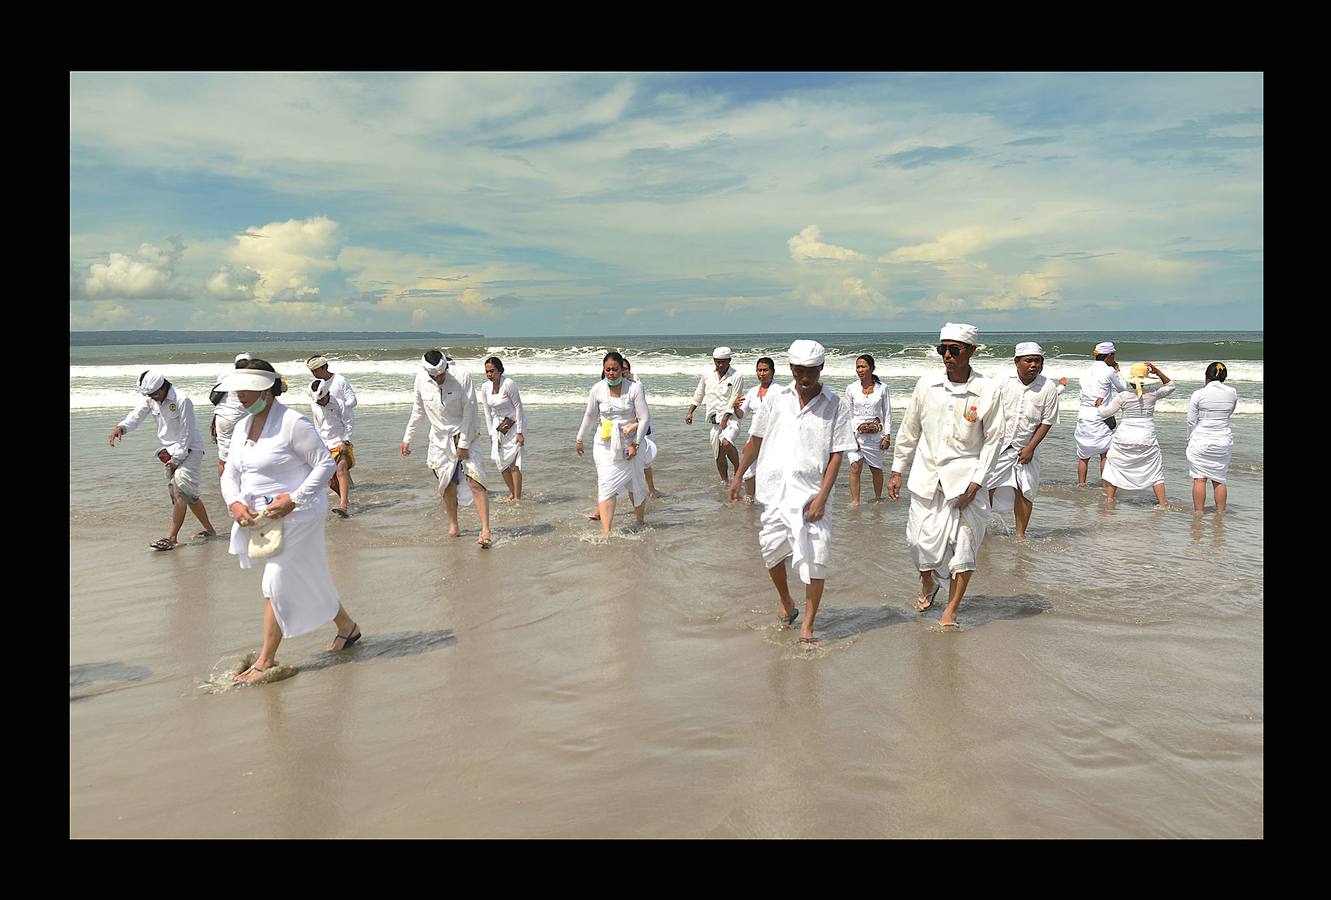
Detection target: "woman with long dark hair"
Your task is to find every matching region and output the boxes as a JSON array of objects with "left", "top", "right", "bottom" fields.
[
  {"left": 844, "top": 354, "right": 892, "bottom": 505},
  {"left": 576, "top": 352, "right": 650, "bottom": 537}
]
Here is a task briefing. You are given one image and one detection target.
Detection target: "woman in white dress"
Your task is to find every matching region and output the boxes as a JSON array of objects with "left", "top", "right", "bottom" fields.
[
  {"left": 218, "top": 360, "right": 361, "bottom": 683},
  {"left": 734, "top": 356, "right": 777, "bottom": 503},
  {"left": 1096, "top": 361, "right": 1176, "bottom": 505},
  {"left": 1187, "top": 362, "right": 1238, "bottom": 515},
  {"left": 844, "top": 354, "right": 893, "bottom": 506},
  {"left": 575, "top": 352, "right": 650, "bottom": 537},
  {"left": 482, "top": 356, "right": 527, "bottom": 500}
]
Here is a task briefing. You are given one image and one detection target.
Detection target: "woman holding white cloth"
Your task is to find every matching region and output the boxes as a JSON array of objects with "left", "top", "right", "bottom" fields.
[
  {"left": 218, "top": 360, "right": 360, "bottom": 684},
  {"left": 1187, "top": 362, "right": 1238, "bottom": 515},
  {"left": 576, "top": 352, "right": 650, "bottom": 537},
  {"left": 1096, "top": 361, "right": 1176, "bottom": 506},
  {"left": 482, "top": 356, "right": 527, "bottom": 500}
]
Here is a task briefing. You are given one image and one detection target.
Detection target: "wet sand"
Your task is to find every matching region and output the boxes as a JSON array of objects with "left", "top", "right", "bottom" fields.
[{"left": 70, "top": 405, "right": 1263, "bottom": 837}]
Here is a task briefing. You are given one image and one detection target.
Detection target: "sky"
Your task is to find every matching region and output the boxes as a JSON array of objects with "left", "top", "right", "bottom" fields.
[{"left": 70, "top": 72, "right": 1264, "bottom": 336}]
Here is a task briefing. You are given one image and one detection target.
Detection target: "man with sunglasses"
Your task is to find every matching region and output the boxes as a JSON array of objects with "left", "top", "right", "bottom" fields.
[
  {"left": 1073, "top": 341, "right": 1128, "bottom": 486},
  {"left": 888, "top": 324, "right": 1005, "bottom": 628}
]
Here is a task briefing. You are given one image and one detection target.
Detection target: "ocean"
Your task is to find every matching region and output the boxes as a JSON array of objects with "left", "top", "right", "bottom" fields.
[{"left": 69, "top": 330, "right": 1263, "bottom": 838}]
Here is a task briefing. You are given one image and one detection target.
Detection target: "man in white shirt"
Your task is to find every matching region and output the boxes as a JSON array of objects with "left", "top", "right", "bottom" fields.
[
  {"left": 1074, "top": 341, "right": 1127, "bottom": 486},
  {"left": 309, "top": 378, "right": 354, "bottom": 518},
  {"left": 307, "top": 354, "right": 359, "bottom": 487},
  {"left": 729, "top": 340, "right": 857, "bottom": 649},
  {"left": 211, "top": 352, "right": 253, "bottom": 478},
  {"left": 986, "top": 342, "right": 1067, "bottom": 540},
  {"left": 108, "top": 368, "right": 218, "bottom": 551},
  {"left": 400, "top": 350, "right": 493, "bottom": 548},
  {"left": 686, "top": 347, "right": 746, "bottom": 484},
  {"left": 888, "top": 323, "right": 1005, "bottom": 628}
]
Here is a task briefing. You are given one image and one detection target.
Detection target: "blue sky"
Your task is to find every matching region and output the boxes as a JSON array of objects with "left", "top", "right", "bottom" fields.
[{"left": 69, "top": 72, "right": 1263, "bottom": 335}]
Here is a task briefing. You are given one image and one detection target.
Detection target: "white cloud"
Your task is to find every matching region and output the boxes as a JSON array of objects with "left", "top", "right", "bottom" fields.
[
  {"left": 205, "top": 265, "right": 262, "bottom": 300},
  {"left": 225, "top": 217, "right": 340, "bottom": 302},
  {"left": 77, "top": 239, "right": 184, "bottom": 299},
  {"left": 882, "top": 225, "right": 1029, "bottom": 263},
  {"left": 788, "top": 225, "right": 866, "bottom": 262},
  {"left": 795, "top": 276, "right": 901, "bottom": 318},
  {"left": 69, "top": 301, "right": 154, "bottom": 329}
]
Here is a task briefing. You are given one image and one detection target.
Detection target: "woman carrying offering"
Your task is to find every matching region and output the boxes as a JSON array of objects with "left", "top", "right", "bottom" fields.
[
  {"left": 482, "top": 356, "right": 527, "bottom": 501},
  {"left": 844, "top": 354, "right": 893, "bottom": 505}
]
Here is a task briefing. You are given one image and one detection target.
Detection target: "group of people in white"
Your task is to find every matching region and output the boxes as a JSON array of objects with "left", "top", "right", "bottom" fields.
[{"left": 104, "top": 325, "right": 1241, "bottom": 672}]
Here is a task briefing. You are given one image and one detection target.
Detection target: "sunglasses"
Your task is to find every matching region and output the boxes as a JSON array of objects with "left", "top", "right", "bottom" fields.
[{"left": 936, "top": 343, "right": 968, "bottom": 357}]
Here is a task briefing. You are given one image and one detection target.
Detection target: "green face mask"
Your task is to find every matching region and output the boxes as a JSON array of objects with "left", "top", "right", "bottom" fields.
[
  {"left": 246, "top": 396, "right": 269, "bottom": 415},
  {"left": 606, "top": 376, "right": 623, "bottom": 386}
]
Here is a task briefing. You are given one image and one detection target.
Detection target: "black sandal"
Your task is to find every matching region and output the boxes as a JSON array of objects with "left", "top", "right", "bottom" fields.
[{"left": 330, "top": 624, "right": 362, "bottom": 651}]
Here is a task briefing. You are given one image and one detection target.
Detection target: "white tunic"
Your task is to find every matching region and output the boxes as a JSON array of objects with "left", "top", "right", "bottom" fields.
[
  {"left": 482, "top": 376, "right": 527, "bottom": 471},
  {"left": 118, "top": 386, "right": 204, "bottom": 461},
  {"left": 736, "top": 381, "right": 778, "bottom": 481},
  {"left": 843, "top": 380, "right": 893, "bottom": 470},
  {"left": 211, "top": 374, "right": 249, "bottom": 463},
  {"left": 308, "top": 397, "right": 352, "bottom": 450},
  {"left": 1186, "top": 381, "right": 1238, "bottom": 483},
  {"left": 987, "top": 374, "right": 1064, "bottom": 509},
  {"left": 691, "top": 365, "right": 746, "bottom": 456},
  {"left": 1097, "top": 383, "right": 1177, "bottom": 490},
  {"left": 323, "top": 373, "right": 358, "bottom": 441},
  {"left": 576, "top": 380, "right": 650, "bottom": 503},
  {"left": 892, "top": 369, "right": 1006, "bottom": 583},
  {"left": 221, "top": 402, "right": 339, "bottom": 639},
  {"left": 1074, "top": 361, "right": 1128, "bottom": 459},
  {"left": 750, "top": 384, "right": 857, "bottom": 583},
  {"left": 403, "top": 369, "right": 491, "bottom": 502}
]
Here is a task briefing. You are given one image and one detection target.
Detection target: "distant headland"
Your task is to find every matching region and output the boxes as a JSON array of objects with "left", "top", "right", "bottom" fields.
[{"left": 69, "top": 330, "right": 484, "bottom": 346}]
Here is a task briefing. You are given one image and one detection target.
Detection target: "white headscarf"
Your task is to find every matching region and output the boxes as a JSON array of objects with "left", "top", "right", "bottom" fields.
[
  {"left": 307, "top": 378, "right": 330, "bottom": 400},
  {"left": 215, "top": 369, "right": 280, "bottom": 392},
  {"left": 712, "top": 346, "right": 733, "bottom": 360},
  {"left": 137, "top": 369, "right": 166, "bottom": 395},
  {"left": 940, "top": 323, "right": 979, "bottom": 346},
  {"left": 234, "top": 352, "right": 254, "bottom": 364},
  {"left": 1094, "top": 341, "right": 1116, "bottom": 355},
  {"left": 787, "top": 339, "right": 826, "bottom": 366},
  {"left": 1015, "top": 341, "right": 1045, "bottom": 358},
  {"left": 305, "top": 354, "right": 330, "bottom": 371}
]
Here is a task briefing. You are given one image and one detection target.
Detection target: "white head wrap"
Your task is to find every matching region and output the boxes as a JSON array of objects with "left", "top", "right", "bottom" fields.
[
  {"left": 1015, "top": 341, "right": 1045, "bottom": 358},
  {"left": 305, "top": 354, "right": 330, "bottom": 371},
  {"left": 214, "top": 369, "right": 280, "bottom": 392},
  {"left": 307, "top": 378, "right": 330, "bottom": 401},
  {"left": 787, "top": 339, "right": 826, "bottom": 367},
  {"left": 940, "top": 323, "right": 979, "bottom": 346},
  {"left": 712, "top": 346, "right": 733, "bottom": 360},
  {"left": 421, "top": 353, "right": 450, "bottom": 376},
  {"left": 137, "top": 369, "right": 166, "bottom": 395},
  {"left": 1094, "top": 341, "right": 1116, "bottom": 355},
  {"left": 234, "top": 352, "right": 254, "bottom": 364}
]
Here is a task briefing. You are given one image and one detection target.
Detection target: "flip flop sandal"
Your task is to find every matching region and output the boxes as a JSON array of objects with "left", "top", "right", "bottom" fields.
[
  {"left": 150, "top": 538, "right": 177, "bottom": 551},
  {"left": 330, "top": 626, "right": 362, "bottom": 651},
  {"left": 332, "top": 508, "right": 350, "bottom": 519},
  {"left": 798, "top": 637, "right": 821, "bottom": 649},
  {"left": 192, "top": 531, "right": 216, "bottom": 540},
  {"left": 916, "top": 584, "right": 942, "bottom": 612},
  {"left": 234, "top": 663, "right": 271, "bottom": 682},
  {"left": 778, "top": 609, "right": 800, "bottom": 627}
]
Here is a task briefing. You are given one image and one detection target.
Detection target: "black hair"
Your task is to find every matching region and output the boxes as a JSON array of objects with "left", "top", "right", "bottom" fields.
[
  {"left": 857, "top": 354, "right": 882, "bottom": 385},
  {"left": 603, "top": 351, "right": 626, "bottom": 373},
  {"left": 756, "top": 356, "right": 774, "bottom": 370},
  {"left": 1205, "top": 361, "right": 1228, "bottom": 383},
  {"left": 620, "top": 356, "right": 631, "bottom": 370},
  {"left": 246, "top": 359, "right": 286, "bottom": 396},
  {"left": 1094, "top": 353, "right": 1108, "bottom": 361},
  {"left": 235, "top": 358, "right": 251, "bottom": 370},
  {"left": 424, "top": 349, "right": 444, "bottom": 366},
  {"left": 484, "top": 356, "right": 504, "bottom": 373},
  {"left": 309, "top": 378, "right": 325, "bottom": 396}
]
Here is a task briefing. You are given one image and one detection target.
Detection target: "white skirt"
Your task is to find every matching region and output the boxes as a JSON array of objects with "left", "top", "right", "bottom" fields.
[
  {"left": 846, "top": 430, "right": 887, "bottom": 470},
  {"left": 428, "top": 437, "right": 490, "bottom": 507},
  {"left": 759, "top": 499, "right": 830, "bottom": 584},
  {"left": 1074, "top": 415, "right": 1114, "bottom": 459},
  {"left": 490, "top": 427, "right": 524, "bottom": 472},
  {"left": 1102, "top": 435, "right": 1165, "bottom": 490},
  {"left": 229, "top": 499, "right": 340, "bottom": 639},
  {"left": 988, "top": 446, "right": 1042, "bottom": 511},
  {"left": 639, "top": 435, "right": 658, "bottom": 469},
  {"left": 709, "top": 417, "right": 741, "bottom": 457},
  {"left": 906, "top": 486, "right": 989, "bottom": 584},
  {"left": 1187, "top": 431, "right": 1233, "bottom": 483},
  {"left": 593, "top": 439, "right": 647, "bottom": 504}
]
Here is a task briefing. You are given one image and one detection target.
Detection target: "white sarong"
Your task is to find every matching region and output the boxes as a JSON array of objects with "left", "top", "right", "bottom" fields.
[
  {"left": 428, "top": 433, "right": 489, "bottom": 507},
  {"left": 229, "top": 497, "right": 340, "bottom": 638},
  {"left": 489, "top": 427, "right": 524, "bottom": 473},
  {"left": 1074, "top": 414, "right": 1114, "bottom": 460},
  {"left": 906, "top": 485, "right": 989, "bottom": 588},
  {"left": 593, "top": 423, "right": 648, "bottom": 503},
  {"left": 847, "top": 431, "right": 887, "bottom": 470},
  {"left": 988, "top": 446, "right": 1042, "bottom": 512},
  {"left": 639, "top": 435, "right": 658, "bottom": 469},
  {"left": 168, "top": 449, "right": 204, "bottom": 504},
  {"left": 709, "top": 416, "right": 741, "bottom": 459},
  {"left": 1187, "top": 429, "right": 1233, "bottom": 483},
  {"left": 759, "top": 500, "right": 830, "bottom": 585}
]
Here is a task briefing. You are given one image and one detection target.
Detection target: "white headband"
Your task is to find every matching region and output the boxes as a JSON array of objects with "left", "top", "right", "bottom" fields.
[
  {"left": 234, "top": 352, "right": 254, "bottom": 363},
  {"left": 1015, "top": 341, "right": 1044, "bottom": 358},
  {"left": 940, "top": 322, "right": 979, "bottom": 346},
  {"left": 787, "top": 339, "right": 826, "bottom": 367},
  {"left": 305, "top": 355, "right": 330, "bottom": 371},
  {"left": 137, "top": 370, "right": 166, "bottom": 395},
  {"left": 712, "top": 346, "right": 733, "bottom": 359},
  {"left": 421, "top": 353, "right": 450, "bottom": 376},
  {"left": 307, "top": 378, "right": 330, "bottom": 400},
  {"left": 1094, "top": 341, "right": 1116, "bottom": 355}
]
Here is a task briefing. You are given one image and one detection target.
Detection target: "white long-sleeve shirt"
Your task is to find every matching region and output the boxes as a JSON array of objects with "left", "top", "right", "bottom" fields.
[
  {"left": 843, "top": 380, "right": 893, "bottom": 436},
  {"left": 1077, "top": 361, "right": 1128, "bottom": 422},
  {"left": 402, "top": 369, "right": 483, "bottom": 451},
  {"left": 1097, "top": 382, "right": 1177, "bottom": 440},
  {"left": 220, "top": 401, "right": 335, "bottom": 511},
  {"left": 691, "top": 366, "right": 746, "bottom": 421},
  {"left": 309, "top": 397, "right": 352, "bottom": 449},
  {"left": 737, "top": 381, "right": 778, "bottom": 436},
  {"left": 117, "top": 386, "right": 204, "bottom": 461},
  {"left": 482, "top": 376, "right": 527, "bottom": 437},
  {"left": 324, "top": 372, "right": 358, "bottom": 440},
  {"left": 997, "top": 373, "right": 1062, "bottom": 450},
  {"left": 891, "top": 369, "right": 1006, "bottom": 501},
  {"left": 576, "top": 380, "right": 650, "bottom": 447}
]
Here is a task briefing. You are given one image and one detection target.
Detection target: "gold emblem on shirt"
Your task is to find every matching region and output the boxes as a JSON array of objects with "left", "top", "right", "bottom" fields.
[{"left": 169, "top": 402, "right": 178, "bottom": 412}]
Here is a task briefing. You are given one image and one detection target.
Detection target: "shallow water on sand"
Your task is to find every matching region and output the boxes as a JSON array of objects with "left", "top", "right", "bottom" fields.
[{"left": 69, "top": 404, "right": 1262, "bottom": 837}]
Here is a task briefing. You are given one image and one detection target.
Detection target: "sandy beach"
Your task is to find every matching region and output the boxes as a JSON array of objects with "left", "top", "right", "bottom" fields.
[{"left": 70, "top": 401, "right": 1263, "bottom": 838}]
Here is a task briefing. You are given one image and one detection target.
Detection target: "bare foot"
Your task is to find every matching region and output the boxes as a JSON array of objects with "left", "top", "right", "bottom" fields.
[
  {"left": 448, "top": 524, "right": 460, "bottom": 537},
  {"left": 478, "top": 532, "right": 492, "bottom": 549},
  {"left": 650, "top": 489, "right": 665, "bottom": 499},
  {"left": 850, "top": 500, "right": 860, "bottom": 508}
]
